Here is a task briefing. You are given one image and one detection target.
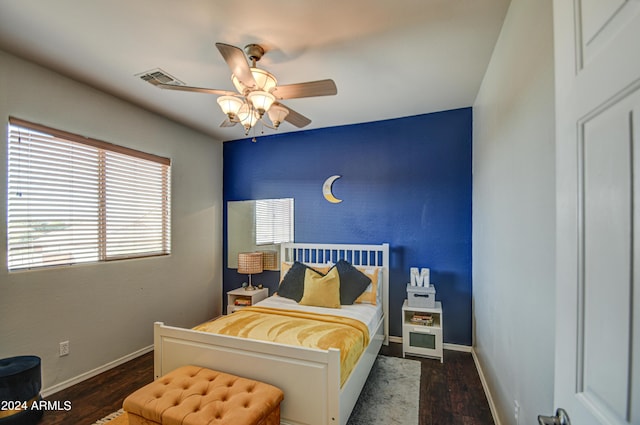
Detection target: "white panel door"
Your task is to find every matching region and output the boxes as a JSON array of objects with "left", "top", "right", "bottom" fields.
[{"left": 553, "top": 1, "right": 640, "bottom": 424}]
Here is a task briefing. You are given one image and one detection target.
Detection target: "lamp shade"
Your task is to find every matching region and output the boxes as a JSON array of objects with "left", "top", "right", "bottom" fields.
[
  {"left": 217, "top": 96, "right": 243, "bottom": 118},
  {"left": 248, "top": 91, "right": 276, "bottom": 115},
  {"left": 238, "top": 252, "right": 263, "bottom": 274},
  {"left": 237, "top": 104, "right": 259, "bottom": 130},
  {"left": 267, "top": 104, "right": 289, "bottom": 128}
]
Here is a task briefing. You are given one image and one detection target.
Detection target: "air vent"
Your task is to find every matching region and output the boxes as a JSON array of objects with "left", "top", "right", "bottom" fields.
[{"left": 137, "top": 68, "right": 184, "bottom": 86}]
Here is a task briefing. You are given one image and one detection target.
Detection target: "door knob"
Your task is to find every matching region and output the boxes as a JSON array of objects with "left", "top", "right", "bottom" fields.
[{"left": 538, "top": 408, "right": 571, "bottom": 425}]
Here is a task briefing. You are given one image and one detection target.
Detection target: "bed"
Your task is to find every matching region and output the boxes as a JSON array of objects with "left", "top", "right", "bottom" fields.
[{"left": 154, "top": 242, "right": 389, "bottom": 425}]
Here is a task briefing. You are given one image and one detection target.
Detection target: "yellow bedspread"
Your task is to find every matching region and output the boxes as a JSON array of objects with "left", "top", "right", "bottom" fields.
[{"left": 193, "top": 306, "right": 370, "bottom": 386}]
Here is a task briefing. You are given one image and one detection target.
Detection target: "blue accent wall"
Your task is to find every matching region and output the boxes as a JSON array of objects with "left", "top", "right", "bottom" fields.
[{"left": 223, "top": 107, "right": 472, "bottom": 345}]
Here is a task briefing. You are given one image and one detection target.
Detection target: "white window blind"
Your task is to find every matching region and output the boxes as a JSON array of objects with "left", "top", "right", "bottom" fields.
[
  {"left": 7, "top": 118, "right": 171, "bottom": 270},
  {"left": 255, "top": 198, "right": 294, "bottom": 245}
]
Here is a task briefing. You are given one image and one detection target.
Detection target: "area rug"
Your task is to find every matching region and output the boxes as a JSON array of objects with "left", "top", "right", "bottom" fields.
[
  {"left": 92, "top": 355, "right": 420, "bottom": 425},
  {"left": 347, "top": 355, "right": 420, "bottom": 425},
  {"left": 92, "top": 408, "right": 125, "bottom": 425}
]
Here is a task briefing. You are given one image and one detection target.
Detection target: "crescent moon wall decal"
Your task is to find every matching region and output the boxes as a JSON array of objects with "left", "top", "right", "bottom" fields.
[{"left": 322, "top": 175, "right": 342, "bottom": 203}]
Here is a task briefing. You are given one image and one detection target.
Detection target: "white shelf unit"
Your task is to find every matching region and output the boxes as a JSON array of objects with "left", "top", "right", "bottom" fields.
[{"left": 402, "top": 300, "right": 443, "bottom": 362}]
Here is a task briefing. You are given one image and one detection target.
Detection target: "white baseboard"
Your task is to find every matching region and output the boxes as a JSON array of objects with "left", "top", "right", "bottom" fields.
[
  {"left": 41, "top": 345, "right": 153, "bottom": 397},
  {"left": 388, "top": 335, "right": 402, "bottom": 344},
  {"left": 443, "top": 343, "right": 473, "bottom": 352},
  {"left": 471, "top": 348, "right": 500, "bottom": 425}
]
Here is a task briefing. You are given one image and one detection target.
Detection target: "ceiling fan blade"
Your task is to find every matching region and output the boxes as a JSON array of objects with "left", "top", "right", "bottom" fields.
[
  {"left": 220, "top": 118, "right": 237, "bottom": 128},
  {"left": 147, "top": 79, "right": 236, "bottom": 96},
  {"left": 272, "top": 79, "right": 337, "bottom": 100},
  {"left": 215, "top": 42, "right": 257, "bottom": 89},
  {"left": 275, "top": 102, "right": 312, "bottom": 128}
]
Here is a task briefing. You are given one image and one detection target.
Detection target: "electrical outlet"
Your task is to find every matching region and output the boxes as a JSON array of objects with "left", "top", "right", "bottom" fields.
[
  {"left": 514, "top": 400, "right": 520, "bottom": 425},
  {"left": 59, "top": 340, "right": 69, "bottom": 357}
]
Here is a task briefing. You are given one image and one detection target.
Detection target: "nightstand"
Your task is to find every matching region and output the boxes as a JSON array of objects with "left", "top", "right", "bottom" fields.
[
  {"left": 402, "top": 300, "right": 443, "bottom": 362},
  {"left": 226, "top": 287, "right": 268, "bottom": 314}
]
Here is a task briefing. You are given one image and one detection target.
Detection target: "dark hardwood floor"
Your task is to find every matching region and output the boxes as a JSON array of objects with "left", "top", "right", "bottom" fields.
[
  {"left": 39, "top": 344, "right": 493, "bottom": 425},
  {"left": 40, "top": 352, "right": 153, "bottom": 425},
  {"left": 381, "top": 344, "right": 494, "bottom": 425}
]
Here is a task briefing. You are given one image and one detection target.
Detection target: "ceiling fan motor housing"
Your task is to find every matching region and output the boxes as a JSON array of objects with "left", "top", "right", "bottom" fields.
[{"left": 245, "top": 44, "right": 265, "bottom": 64}]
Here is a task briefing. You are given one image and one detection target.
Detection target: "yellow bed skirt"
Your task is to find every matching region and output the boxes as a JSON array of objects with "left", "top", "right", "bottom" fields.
[{"left": 193, "top": 306, "right": 370, "bottom": 386}]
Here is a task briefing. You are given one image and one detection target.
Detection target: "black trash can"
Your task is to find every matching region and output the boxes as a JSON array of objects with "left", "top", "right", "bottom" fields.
[{"left": 0, "top": 356, "right": 43, "bottom": 425}]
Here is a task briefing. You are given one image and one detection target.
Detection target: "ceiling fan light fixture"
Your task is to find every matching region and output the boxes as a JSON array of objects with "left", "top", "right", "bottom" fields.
[
  {"left": 247, "top": 91, "right": 276, "bottom": 116},
  {"left": 251, "top": 68, "right": 277, "bottom": 92},
  {"left": 267, "top": 104, "right": 289, "bottom": 128},
  {"left": 150, "top": 42, "right": 332, "bottom": 138},
  {"left": 216, "top": 95, "right": 243, "bottom": 118},
  {"left": 232, "top": 68, "right": 277, "bottom": 94}
]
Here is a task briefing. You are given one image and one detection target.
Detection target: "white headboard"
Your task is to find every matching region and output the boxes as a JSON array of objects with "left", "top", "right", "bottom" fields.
[{"left": 280, "top": 242, "right": 390, "bottom": 343}]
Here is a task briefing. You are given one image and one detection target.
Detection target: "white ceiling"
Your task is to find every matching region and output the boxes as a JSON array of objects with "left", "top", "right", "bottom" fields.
[{"left": 0, "top": 0, "right": 511, "bottom": 141}]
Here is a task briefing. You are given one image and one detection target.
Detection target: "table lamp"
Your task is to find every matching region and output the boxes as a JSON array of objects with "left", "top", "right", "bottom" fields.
[{"left": 237, "top": 252, "right": 263, "bottom": 291}]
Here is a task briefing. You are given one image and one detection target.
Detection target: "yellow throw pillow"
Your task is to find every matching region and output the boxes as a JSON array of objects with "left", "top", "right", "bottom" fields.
[
  {"left": 299, "top": 267, "right": 341, "bottom": 308},
  {"left": 280, "top": 262, "right": 293, "bottom": 282},
  {"left": 280, "top": 262, "right": 331, "bottom": 283},
  {"left": 354, "top": 267, "right": 380, "bottom": 305}
]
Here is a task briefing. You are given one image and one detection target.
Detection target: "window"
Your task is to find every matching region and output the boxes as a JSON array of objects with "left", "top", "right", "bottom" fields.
[
  {"left": 7, "top": 118, "right": 171, "bottom": 271},
  {"left": 255, "top": 198, "right": 294, "bottom": 245}
]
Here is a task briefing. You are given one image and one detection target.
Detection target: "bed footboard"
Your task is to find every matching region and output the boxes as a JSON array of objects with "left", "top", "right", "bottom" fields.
[{"left": 154, "top": 321, "right": 341, "bottom": 425}]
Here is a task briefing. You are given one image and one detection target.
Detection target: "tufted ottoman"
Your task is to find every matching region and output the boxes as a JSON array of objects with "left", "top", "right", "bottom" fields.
[{"left": 123, "top": 365, "right": 283, "bottom": 425}]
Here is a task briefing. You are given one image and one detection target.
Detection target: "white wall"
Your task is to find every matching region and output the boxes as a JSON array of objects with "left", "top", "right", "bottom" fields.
[
  {"left": 472, "top": 0, "right": 556, "bottom": 424},
  {"left": 0, "top": 50, "right": 223, "bottom": 392}
]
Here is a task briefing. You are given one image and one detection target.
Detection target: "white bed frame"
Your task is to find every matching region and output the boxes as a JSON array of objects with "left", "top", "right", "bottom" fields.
[{"left": 154, "top": 242, "right": 389, "bottom": 425}]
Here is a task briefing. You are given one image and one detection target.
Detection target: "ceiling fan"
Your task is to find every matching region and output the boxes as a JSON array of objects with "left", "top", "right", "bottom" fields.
[{"left": 142, "top": 42, "right": 337, "bottom": 136}]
